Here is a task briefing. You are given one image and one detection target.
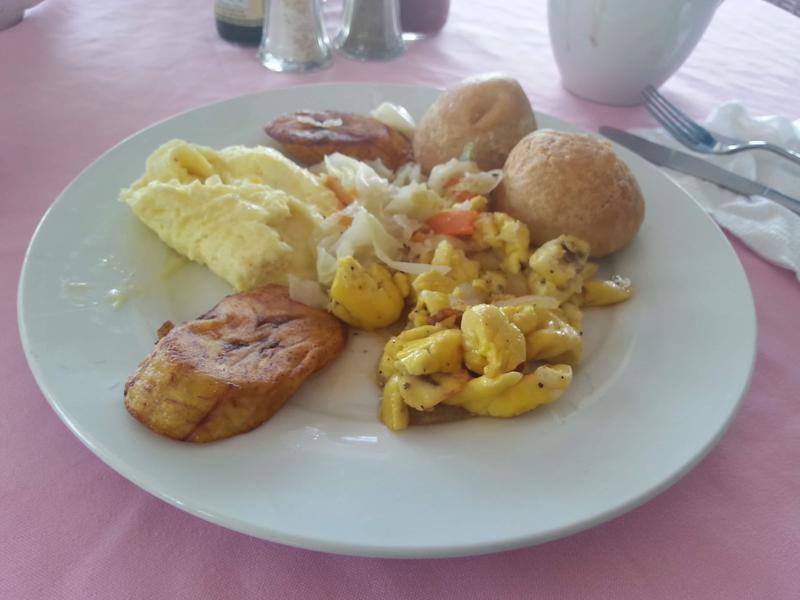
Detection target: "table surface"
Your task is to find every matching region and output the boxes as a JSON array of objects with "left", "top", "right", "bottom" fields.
[{"left": 2, "top": 1, "right": 799, "bottom": 598}]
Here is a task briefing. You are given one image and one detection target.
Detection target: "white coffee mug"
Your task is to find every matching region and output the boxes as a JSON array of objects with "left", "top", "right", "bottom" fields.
[
  {"left": 0, "top": 0, "right": 44, "bottom": 30},
  {"left": 548, "top": 0, "right": 723, "bottom": 106}
]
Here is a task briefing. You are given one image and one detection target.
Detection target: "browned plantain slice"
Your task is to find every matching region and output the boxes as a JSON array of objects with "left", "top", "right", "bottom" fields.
[
  {"left": 124, "top": 285, "right": 347, "bottom": 443},
  {"left": 264, "top": 110, "right": 413, "bottom": 170}
]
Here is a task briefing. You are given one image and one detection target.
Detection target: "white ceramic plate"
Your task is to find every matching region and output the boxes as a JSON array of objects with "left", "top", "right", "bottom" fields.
[{"left": 18, "top": 84, "right": 755, "bottom": 558}]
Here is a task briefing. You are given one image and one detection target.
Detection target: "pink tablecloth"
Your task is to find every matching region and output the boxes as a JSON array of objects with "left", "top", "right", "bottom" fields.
[{"left": 2, "top": 1, "right": 799, "bottom": 598}]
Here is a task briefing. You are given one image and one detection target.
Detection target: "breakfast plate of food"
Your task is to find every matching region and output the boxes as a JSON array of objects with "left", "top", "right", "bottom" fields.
[{"left": 18, "top": 78, "right": 755, "bottom": 558}]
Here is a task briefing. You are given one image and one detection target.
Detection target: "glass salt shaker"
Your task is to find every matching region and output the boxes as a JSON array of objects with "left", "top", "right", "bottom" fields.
[
  {"left": 257, "top": 0, "right": 332, "bottom": 73},
  {"left": 334, "top": 0, "right": 405, "bottom": 61}
]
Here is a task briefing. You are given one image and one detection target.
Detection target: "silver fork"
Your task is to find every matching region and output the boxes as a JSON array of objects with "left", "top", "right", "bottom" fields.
[{"left": 642, "top": 85, "right": 800, "bottom": 168}]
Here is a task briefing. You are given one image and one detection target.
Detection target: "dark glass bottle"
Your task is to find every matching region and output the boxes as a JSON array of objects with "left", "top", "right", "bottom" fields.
[{"left": 214, "top": 0, "right": 264, "bottom": 45}]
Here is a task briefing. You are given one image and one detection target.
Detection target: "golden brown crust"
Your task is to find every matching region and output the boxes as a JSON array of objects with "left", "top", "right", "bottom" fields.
[
  {"left": 124, "top": 285, "right": 347, "bottom": 443},
  {"left": 264, "top": 110, "right": 413, "bottom": 170},
  {"left": 494, "top": 130, "right": 645, "bottom": 257},
  {"left": 413, "top": 73, "right": 537, "bottom": 173}
]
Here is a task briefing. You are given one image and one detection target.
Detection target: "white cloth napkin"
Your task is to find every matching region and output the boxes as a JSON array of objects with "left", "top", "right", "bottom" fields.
[{"left": 633, "top": 102, "right": 800, "bottom": 280}]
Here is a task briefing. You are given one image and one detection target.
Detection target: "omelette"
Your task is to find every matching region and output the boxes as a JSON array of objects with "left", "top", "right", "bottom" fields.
[{"left": 120, "top": 140, "right": 339, "bottom": 291}]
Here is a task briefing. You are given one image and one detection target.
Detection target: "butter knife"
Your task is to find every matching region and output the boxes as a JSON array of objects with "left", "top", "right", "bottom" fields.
[{"left": 599, "top": 127, "right": 800, "bottom": 215}]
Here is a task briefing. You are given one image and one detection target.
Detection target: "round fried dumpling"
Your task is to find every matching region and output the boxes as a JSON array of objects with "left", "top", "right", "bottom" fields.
[
  {"left": 413, "top": 74, "right": 537, "bottom": 173},
  {"left": 494, "top": 130, "right": 645, "bottom": 257}
]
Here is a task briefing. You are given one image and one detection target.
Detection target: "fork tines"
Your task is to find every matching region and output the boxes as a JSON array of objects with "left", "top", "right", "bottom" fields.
[{"left": 642, "top": 85, "right": 714, "bottom": 147}]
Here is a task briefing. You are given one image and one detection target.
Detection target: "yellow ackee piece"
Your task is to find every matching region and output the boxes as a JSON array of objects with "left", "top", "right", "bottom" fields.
[
  {"left": 394, "top": 329, "right": 464, "bottom": 376},
  {"left": 461, "top": 304, "right": 526, "bottom": 377},
  {"left": 381, "top": 376, "right": 410, "bottom": 431},
  {"left": 444, "top": 371, "right": 521, "bottom": 405},
  {"left": 410, "top": 242, "right": 479, "bottom": 304},
  {"left": 528, "top": 235, "right": 590, "bottom": 302},
  {"left": 393, "top": 372, "right": 469, "bottom": 411},
  {"left": 582, "top": 277, "right": 633, "bottom": 306},
  {"left": 408, "top": 307, "right": 432, "bottom": 328},
  {"left": 431, "top": 240, "right": 481, "bottom": 283},
  {"left": 471, "top": 270, "right": 508, "bottom": 298},
  {"left": 379, "top": 325, "right": 463, "bottom": 379},
  {"left": 393, "top": 272, "right": 412, "bottom": 299},
  {"left": 463, "top": 195, "right": 489, "bottom": 212},
  {"left": 583, "top": 262, "right": 599, "bottom": 281},
  {"left": 525, "top": 309, "right": 583, "bottom": 364},
  {"left": 329, "top": 256, "right": 403, "bottom": 330},
  {"left": 380, "top": 326, "right": 438, "bottom": 381},
  {"left": 499, "top": 304, "right": 539, "bottom": 335},
  {"left": 473, "top": 212, "right": 530, "bottom": 275},
  {"left": 559, "top": 302, "right": 584, "bottom": 331},
  {"left": 407, "top": 242, "right": 482, "bottom": 326},
  {"left": 417, "top": 290, "right": 451, "bottom": 316},
  {"left": 445, "top": 365, "right": 572, "bottom": 418},
  {"left": 412, "top": 269, "right": 457, "bottom": 296},
  {"left": 407, "top": 288, "right": 453, "bottom": 327}
]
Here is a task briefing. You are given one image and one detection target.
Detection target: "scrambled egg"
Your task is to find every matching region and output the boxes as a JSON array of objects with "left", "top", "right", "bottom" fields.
[{"left": 121, "top": 140, "right": 339, "bottom": 291}]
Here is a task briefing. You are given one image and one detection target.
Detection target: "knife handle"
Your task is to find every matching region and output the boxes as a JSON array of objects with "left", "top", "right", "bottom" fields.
[{"left": 761, "top": 187, "right": 800, "bottom": 215}]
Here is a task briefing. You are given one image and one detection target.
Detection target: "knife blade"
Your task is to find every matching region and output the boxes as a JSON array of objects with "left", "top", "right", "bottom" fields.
[{"left": 598, "top": 127, "right": 800, "bottom": 215}]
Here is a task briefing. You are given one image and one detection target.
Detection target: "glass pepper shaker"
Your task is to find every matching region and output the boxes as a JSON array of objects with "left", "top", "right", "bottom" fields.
[
  {"left": 334, "top": 0, "right": 405, "bottom": 61},
  {"left": 257, "top": 0, "right": 333, "bottom": 73}
]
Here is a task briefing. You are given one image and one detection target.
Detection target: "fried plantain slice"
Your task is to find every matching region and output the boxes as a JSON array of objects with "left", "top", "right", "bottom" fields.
[
  {"left": 124, "top": 285, "right": 347, "bottom": 443},
  {"left": 264, "top": 110, "right": 413, "bottom": 170}
]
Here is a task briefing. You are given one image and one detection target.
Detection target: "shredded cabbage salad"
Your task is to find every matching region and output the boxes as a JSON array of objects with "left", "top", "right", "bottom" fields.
[{"left": 308, "top": 153, "right": 503, "bottom": 290}]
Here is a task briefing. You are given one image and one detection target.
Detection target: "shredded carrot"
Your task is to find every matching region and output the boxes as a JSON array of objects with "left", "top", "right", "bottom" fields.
[
  {"left": 323, "top": 176, "right": 355, "bottom": 207},
  {"left": 444, "top": 176, "right": 461, "bottom": 189},
  {"left": 411, "top": 230, "right": 429, "bottom": 242},
  {"left": 430, "top": 308, "right": 462, "bottom": 325},
  {"left": 426, "top": 210, "right": 480, "bottom": 236}
]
